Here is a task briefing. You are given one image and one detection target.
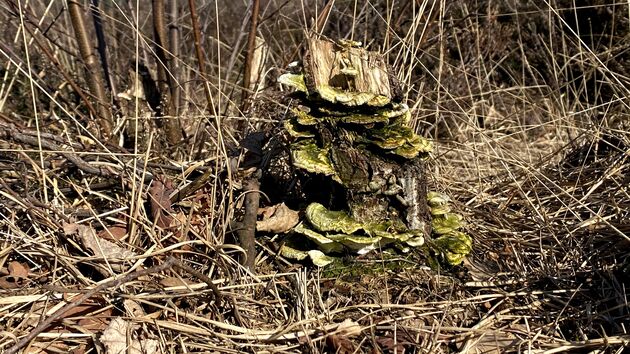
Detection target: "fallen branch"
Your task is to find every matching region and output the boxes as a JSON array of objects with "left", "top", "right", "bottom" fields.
[{"left": 1, "top": 125, "right": 151, "bottom": 181}]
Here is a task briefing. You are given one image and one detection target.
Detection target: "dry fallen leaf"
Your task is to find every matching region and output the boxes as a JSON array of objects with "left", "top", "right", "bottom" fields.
[
  {"left": 98, "top": 225, "right": 128, "bottom": 241},
  {"left": 77, "top": 309, "right": 112, "bottom": 332},
  {"left": 63, "top": 222, "right": 136, "bottom": 267},
  {"left": 149, "top": 177, "right": 175, "bottom": 229},
  {"left": 256, "top": 203, "right": 299, "bottom": 233},
  {"left": 0, "top": 276, "right": 17, "bottom": 289},
  {"left": 99, "top": 317, "right": 159, "bottom": 354},
  {"left": 325, "top": 334, "right": 355, "bottom": 354},
  {"left": 0, "top": 261, "right": 31, "bottom": 288},
  {"left": 335, "top": 318, "right": 362, "bottom": 337},
  {"left": 376, "top": 335, "right": 407, "bottom": 353},
  {"left": 123, "top": 299, "right": 146, "bottom": 318},
  {"left": 322, "top": 319, "right": 363, "bottom": 354},
  {"left": 8, "top": 261, "right": 29, "bottom": 278}
]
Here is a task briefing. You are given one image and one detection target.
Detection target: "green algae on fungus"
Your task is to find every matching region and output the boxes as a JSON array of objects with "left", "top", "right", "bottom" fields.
[
  {"left": 303, "top": 203, "right": 425, "bottom": 252},
  {"left": 278, "top": 72, "right": 391, "bottom": 107},
  {"left": 432, "top": 231, "right": 473, "bottom": 265},
  {"left": 325, "top": 234, "right": 382, "bottom": 254},
  {"left": 431, "top": 213, "right": 464, "bottom": 235},
  {"left": 318, "top": 103, "right": 409, "bottom": 125},
  {"left": 291, "top": 141, "right": 337, "bottom": 177},
  {"left": 284, "top": 119, "right": 315, "bottom": 138},
  {"left": 428, "top": 203, "right": 451, "bottom": 216},
  {"left": 425, "top": 191, "right": 473, "bottom": 265},
  {"left": 393, "top": 136, "right": 433, "bottom": 159},
  {"left": 358, "top": 124, "right": 433, "bottom": 159},
  {"left": 293, "top": 108, "right": 318, "bottom": 125},
  {"left": 305, "top": 202, "right": 364, "bottom": 234},
  {"left": 369, "top": 124, "right": 413, "bottom": 149},
  {"left": 340, "top": 112, "right": 391, "bottom": 125},
  {"left": 316, "top": 84, "right": 391, "bottom": 107},
  {"left": 427, "top": 192, "right": 452, "bottom": 215},
  {"left": 368, "top": 223, "right": 425, "bottom": 246},
  {"left": 427, "top": 192, "right": 451, "bottom": 207},
  {"left": 293, "top": 222, "right": 344, "bottom": 254},
  {"left": 278, "top": 73, "right": 307, "bottom": 93}
]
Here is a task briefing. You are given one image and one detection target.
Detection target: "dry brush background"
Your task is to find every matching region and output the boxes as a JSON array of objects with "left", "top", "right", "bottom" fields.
[{"left": 0, "top": 0, "right": 629, "bottom": 353}]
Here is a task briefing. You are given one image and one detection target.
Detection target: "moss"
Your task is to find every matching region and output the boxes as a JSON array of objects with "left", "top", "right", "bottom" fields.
[{"left": 320, "top": 252, "right": 418, "bottom": 279}]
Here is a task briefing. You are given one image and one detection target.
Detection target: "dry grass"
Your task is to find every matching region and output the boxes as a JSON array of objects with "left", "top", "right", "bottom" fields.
[{"left": 0, "top": 0, "right": 629, "bottom": 353}]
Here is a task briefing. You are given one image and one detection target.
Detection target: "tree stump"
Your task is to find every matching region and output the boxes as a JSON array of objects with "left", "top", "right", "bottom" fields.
[{"left": 260, "top": 34, "right": 437, "bottom": 265}]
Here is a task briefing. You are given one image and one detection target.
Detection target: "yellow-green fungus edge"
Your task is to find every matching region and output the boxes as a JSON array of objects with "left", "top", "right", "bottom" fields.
[
  {"left": 426, "top": 191, "right": 473, "bottom": 266},
  {"left": 279, "top": 244, "right": 336, "bottom": 267},
  {"left": 316, "top": 84, "right": 391, "bottom": 107},
  {"left": 433, "top": 231, "right": 473, "bottom": 266},
  {"left": 293, "top": 108, "right": 318, "bottom": 125}
]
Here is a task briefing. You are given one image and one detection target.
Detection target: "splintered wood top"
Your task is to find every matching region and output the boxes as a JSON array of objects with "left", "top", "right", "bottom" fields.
[{"left": 306, "top": 35, "right": 392, "bottom": 98}]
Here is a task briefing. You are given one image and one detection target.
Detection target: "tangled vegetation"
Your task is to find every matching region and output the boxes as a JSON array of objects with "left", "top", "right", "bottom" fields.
[{"left": 0, "top": 1, "right": 628, "bottom": 353}]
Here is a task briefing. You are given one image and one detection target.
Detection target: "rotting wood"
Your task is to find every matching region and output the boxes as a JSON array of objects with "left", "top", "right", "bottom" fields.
[{"left": 304, "top": 35, "right": 393, "bottom": 104}]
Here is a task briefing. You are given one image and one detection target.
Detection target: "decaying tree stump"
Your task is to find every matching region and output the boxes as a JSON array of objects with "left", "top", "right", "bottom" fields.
[
  {"left": 260, "top": 34, "right": 435, "bottom": 265},
  {"left": 238, "top": 34, "right": 472, "bottom": 267}
]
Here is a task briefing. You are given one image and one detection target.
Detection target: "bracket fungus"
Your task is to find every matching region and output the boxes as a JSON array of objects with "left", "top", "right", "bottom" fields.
[{"left": 273, "top": 34, "right": 471, "bottom": 267}]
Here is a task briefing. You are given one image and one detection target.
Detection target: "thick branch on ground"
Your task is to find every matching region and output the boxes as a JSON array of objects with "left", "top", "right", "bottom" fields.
[{"left": 1, "top": 125, "right": 150, "bottom": 181}]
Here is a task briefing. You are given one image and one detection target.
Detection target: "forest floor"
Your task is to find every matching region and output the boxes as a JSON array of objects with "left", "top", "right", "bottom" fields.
[{"left": 0, "top": 1, "right": 629, "bottom": 353}]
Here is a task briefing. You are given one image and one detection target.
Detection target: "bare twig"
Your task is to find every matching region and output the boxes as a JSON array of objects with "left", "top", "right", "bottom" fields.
[
  {"left": 1, "top": 125, "right": 151, "bottom": 181},
  {"left": 8, "top": 4, "right": 98, "bottom": 121},
  {"left": 187, "top": 0, "right": 213, "bottom": 110},
  {"left": 89, "top": 0, "right": 114, "bottom": 94},
  {"left": 152, "top": 0, "right": 168, "bottom": 97},
  {"left": 315, "top": 0, "right": 334, "bottom": 33},
  {"left": 241, "top": 0, "right": 260, "bottom": 107},
  {"left": 171, "top": 258, "right": 223, "bottom": 303},
  {"left": 167, "top": 0, "right": 182, "bottom": 133}
]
